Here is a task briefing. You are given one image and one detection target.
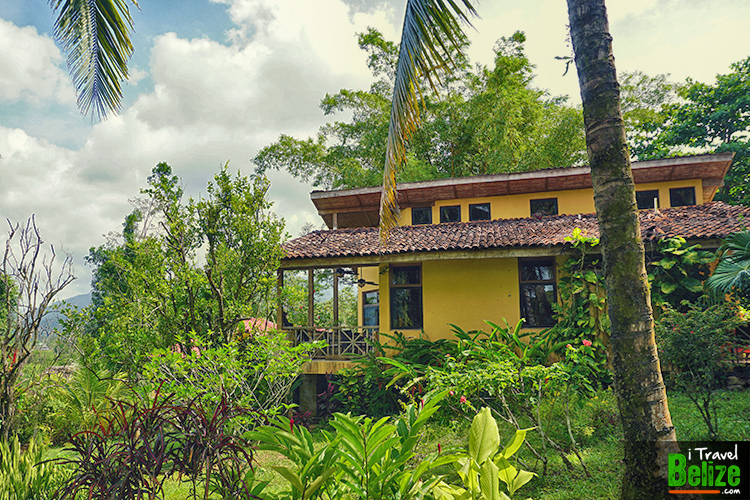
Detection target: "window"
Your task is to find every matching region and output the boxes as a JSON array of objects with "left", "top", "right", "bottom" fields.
[
  {"left": 440, "top": 205, "right": 461, "bottom": 223},
  {"left": 390, "top": 266, "right": 422, "bottom": 329},
  {"left": 362, "top": 290, "right": 379, "bottom": 331},
  {"left": 669, "top": 187, "right": 696, "bottom": 207},
  {"left": 519, "top": 259, "right": 556, "bottom": 327},
  {"left": 530, "top": 198, "right": 558, "bottom": 217},
  {"left": 636, "top": 190, "right": 660, "bottom": 210},
  {"left": 469, "top": 203, "right": 491, "bottom": 221},
  {"left": 411, "top": 207, "right": 432, "bottom": 225}
]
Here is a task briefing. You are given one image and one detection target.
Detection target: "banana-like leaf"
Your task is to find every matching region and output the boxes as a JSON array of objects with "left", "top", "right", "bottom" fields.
[
  {"left": 479, "top": 459, "right": 501, "bottom": 500},
  {"left": 469, "top": 407, "right": 499, "bottom": 464}
]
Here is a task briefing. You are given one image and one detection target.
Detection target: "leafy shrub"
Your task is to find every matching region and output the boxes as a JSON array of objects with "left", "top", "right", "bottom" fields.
[
  {"left": 433, "top": 407, "right": 536, "bottom": 500},
  {"left": 53, "top": 389, "right": 263, "bottom": 500},
  {"left": 144, "top": 330, "right": 321, "bottom": 426},
  {"left": 655, "top": 300, "right": 742, "bottom": 439},
  {"left": 49, "top": 366, "right": 130, "bottom": 444},
  {"left": 0, "top": 436, "right": 69, "bottom": 500},
  {"left": 648, "top": 237, "right": 716, "bottom": 313},
  {"left": 247, "top": 391, "right": 451, "bottom": 500}
]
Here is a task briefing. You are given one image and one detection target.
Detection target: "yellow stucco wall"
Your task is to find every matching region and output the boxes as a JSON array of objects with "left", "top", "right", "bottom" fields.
[
  {"left": 374, "top": 256, "right": 569, "bottom": 341},
  {"left": 396, "top": 180, "right": 703, "bottom": 226}
]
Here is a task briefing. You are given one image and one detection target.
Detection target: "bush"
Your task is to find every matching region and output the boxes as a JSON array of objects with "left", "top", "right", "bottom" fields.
[
  {"left": 144, "top": 330, "right": 321, "bottom": 427},
  {"left": 655, "top": 300, "right": 742, "bottom": 439},
  {"left": 0, "top": 436, "right": 69, "bottom": 500}
]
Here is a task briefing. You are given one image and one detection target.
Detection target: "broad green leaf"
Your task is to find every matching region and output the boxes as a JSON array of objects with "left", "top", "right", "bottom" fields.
[
  {"left": 660, "top": 281, "right": 678, "bottom": 294},
  {"left": 271, "top": 466, "right": 304, "bottom": 493},
  {"left": 469, "top": 407, "right": 500, "bottom": 464},
  {"left": 508, "top": 469, "right": 537, "bottom": 496},
  {"left": 495, "top": 456, "right": 518, "bottom": 490},
  {"left": 303, "top": 467, "right": 337, "bottom": 500},
  {"left": 682, "top": 277, "right": 703, "bottom": 292},
  {"left": 479, "top": 459, "right": 501, "bottom": 500},
  {"left": 500, "top": 428, "right": 531, "bottom": 459}
]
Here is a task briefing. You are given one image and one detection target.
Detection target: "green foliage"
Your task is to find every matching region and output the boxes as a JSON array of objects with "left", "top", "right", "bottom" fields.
[
  {"left": 433, "top": 407, "right": 536, "bottom": 500},
  {"left": 544, "top": 228, "right": 611, "bottom": 388},
  {"left": 647, "top": 237, "right": 716, "bottom": 312},
  {"left": 655, "top": 301, "right": 742, "bottom": 439},
  {"left": 254, "top": 29, "right": 585, "bottom": 190},
  {"left": 54, "top": 390, "right": 261, "bottom": 500},
  {"left": 625, "top": 59, "right": 750, "bottom": 206},
  {"left": 143, "top": 331, "right": 322, "bottom": 425},
  {"left": 247, "top": 392, "right": 451, "bottom": 499},
  {"left": 0, "top": 436, "right": 69, "bottom": 499},
  {"left": 707, "top": 230, "right": 750, "bottom": 301},
  {"left": 49, "top": 366, "right": 129, "bottom": 444},
  {"left": 82, "top": 162, "right": 285, "bottom": 375}
]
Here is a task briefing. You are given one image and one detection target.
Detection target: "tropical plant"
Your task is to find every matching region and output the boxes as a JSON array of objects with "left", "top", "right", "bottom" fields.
[
  {"left": 707, "top": 230, "right": 750, "bottom": 301},
  {"left": 49, "top": 0, "right": 137, "bottom": 120},
  {"left": 648, "top": 237, "right": 716, "bottom": 312},
  {"left": 0, "top": 435, "right": 70, "bottom": 500},
  {"left": 53, "top": 389, "right": 262, "bottom": 500},
  {"left": 143, "top": 330, "right": 322, "bottom": 426},
  {"left": 50, "top": 366, "right": 129, "bottom": 443},
  {"left": 247, "top": 391, "right": 452, "bottom": 500},
  {"left": 544, "top": 228, "right": 611, "bottom": 387},
  {"left": 433, "top": 407, "right": 536, "bottom": 500},
  {"left": 655, "top": 301, "right": 742, "bottom": 440}
]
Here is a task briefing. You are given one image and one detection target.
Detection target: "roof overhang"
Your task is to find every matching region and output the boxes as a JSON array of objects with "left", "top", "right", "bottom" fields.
[{"left": 310, "top": 153, "right": 734, "bottom": 229}]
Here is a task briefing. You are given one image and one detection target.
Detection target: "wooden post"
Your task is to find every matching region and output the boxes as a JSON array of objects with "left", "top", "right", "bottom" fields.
[
  {"left": 308, "top": 269, "right": 315, "bottom": 328},
  {"left": 333, "top": 269, "right": 339, "bottom": 327},
  {"left": 276, "top": 270, "right": 284, "bottom": 329}
]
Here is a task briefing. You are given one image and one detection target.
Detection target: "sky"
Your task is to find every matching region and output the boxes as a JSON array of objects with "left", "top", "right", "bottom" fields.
[{"left": 1, "top": 0, "right": 749, "bottom": 299}]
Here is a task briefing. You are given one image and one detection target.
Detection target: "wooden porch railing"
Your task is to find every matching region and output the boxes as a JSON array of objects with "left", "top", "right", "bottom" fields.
[{"left": 286, "top": 326, "right": 378, "bottom": 360}]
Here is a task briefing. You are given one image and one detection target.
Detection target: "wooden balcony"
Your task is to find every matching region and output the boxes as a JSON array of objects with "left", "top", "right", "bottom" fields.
[{"left": 286, "top": 326, "right": 378, "bottom": 360}]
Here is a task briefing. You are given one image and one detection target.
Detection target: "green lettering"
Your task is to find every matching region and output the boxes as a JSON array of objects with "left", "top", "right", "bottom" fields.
[
  {"left": 669, "top": 454, "right": 686, "bottom": 486},
  {"left": 728, "top": 465, "right": 741, "bottom": 487},
  {"left": 689, "top": 465, "right": 701, "bottom": 486},
  {"left": 715, "top": 465, "right": 726, "bottom": 487}
]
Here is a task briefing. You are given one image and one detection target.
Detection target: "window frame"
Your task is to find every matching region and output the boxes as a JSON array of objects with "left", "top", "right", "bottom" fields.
[
  {"left": 636, "top": 190, "right": 660, "bottom": 210},
  {"left": 389, "top": 265, "right": 423, "bottom": 330},
  {"left": 439, "top": 205, "right": 461, "bottom": 223},
  {"left": 669, "top": 187, "right": 696, "bottom": 207},
  {"left": 362, "top": 290, "right": 379, "bottom": 330},
  {"left": 411, "top": 207, "right": 432, "bottom": 225},
  {"left": 530, "top": 198, "right": 558, "bottom": 217},
  {"left": 518, "top": 258, "right": 557, "bottom": 328},
  {"left": 469, "top": 202, "right": 491, "bottom": 221}
]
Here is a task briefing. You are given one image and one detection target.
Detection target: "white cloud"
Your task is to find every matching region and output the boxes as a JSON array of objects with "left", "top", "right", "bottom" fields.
[{"left": 0, "top": 18, "right": 74, "bottom": 105}]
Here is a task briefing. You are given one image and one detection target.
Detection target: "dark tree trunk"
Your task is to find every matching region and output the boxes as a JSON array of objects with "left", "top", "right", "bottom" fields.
[{"left": 565, "top": 1, "right": 678, "bottom": 498}]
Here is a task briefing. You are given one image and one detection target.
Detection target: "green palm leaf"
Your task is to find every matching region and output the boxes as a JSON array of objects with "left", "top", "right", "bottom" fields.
[
  {"left": 707, "top": 230, "right": 750, "bottom": 295},
  {"left": 50, "top": 0, "right": 137, "bottom": 120},
  {"left": 379, "top": 0, "right": 476, "bottom": 241}
]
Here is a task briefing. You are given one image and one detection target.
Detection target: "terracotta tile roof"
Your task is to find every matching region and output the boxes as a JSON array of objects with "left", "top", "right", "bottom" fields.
[{"left": 282, "top": 202, "right": 750, "bottom": 261}]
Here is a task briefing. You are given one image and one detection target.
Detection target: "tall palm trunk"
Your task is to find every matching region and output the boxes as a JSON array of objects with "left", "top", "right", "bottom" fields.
[{"left": 565, "top": 1, "right": 677, "bottom": 498}]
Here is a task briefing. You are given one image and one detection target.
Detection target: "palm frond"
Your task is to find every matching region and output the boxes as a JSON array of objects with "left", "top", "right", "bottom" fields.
[
  {"left": 707, "top": 230, "right": 750, "bottom": 295},
  {"left": 50, "top": 0, "right": 137, "bottom": 120},
  {"left": 379, "top": 0, "right": 477, "bottom": 243}
]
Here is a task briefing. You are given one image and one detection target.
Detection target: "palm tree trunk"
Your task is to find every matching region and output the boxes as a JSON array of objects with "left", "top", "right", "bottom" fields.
[{"left": 565, "top": 1, "right": 678, "bottom": 498}]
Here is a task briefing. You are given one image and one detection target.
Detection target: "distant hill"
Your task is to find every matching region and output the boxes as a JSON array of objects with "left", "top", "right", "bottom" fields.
[{"left": 40, "top": 292, "right": 92, "bottom": 337}]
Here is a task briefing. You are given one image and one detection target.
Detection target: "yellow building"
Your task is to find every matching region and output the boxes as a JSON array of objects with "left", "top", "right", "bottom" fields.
[{"left": 279, "top": 153, "right": 748, "bottom": 393}]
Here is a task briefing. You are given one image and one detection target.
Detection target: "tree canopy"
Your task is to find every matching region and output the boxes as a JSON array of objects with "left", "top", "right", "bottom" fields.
[
  {"left": 83, "top": 163, "right": 285, "bottom": 374},
  {"left": 623, "top": 58, "right": 750, "bottom": 205},
  {"left": 253, "top": 29, "right": 586, "bottom": 191}
]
